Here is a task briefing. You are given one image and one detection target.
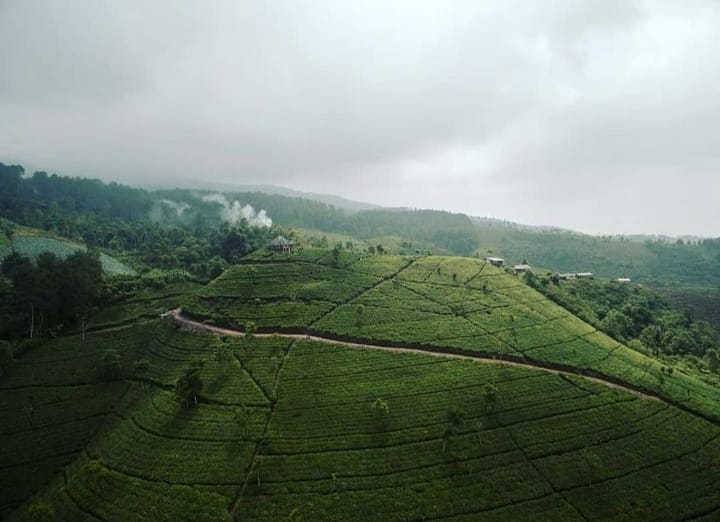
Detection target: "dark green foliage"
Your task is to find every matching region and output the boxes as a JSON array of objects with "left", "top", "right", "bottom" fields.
[
  {"left": 175, "top": 364, "right": 204, "bottom": 408},
  {"left": 483, "top": 382, "right": 498, "bottom": 403},
  {"left": 475, "top": 221, "right": 720, "bottom": 320},
  {"left": 371, "top": 397, "right": 390, "bottom": 429},
  {"left": 4, "top": 315, "right": 720, "bottom": 520},
  {"left": 537, "top": 278, "right": 720, "bottom": 357},
  {"left": 708, "top": 349, "right": 720, "bottom": 374},
  {"left": 0, "top": 250, "right": 104, "bottom": 339},
  {"left": 22, "top": 502, "right": 55, "bottom": 522}
]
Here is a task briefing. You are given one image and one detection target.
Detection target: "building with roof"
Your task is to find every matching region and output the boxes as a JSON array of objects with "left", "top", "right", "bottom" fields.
[
  {"left": 485, "top": 256, "right": 505, "bottom": 267},
  {"left": 269, "top": 235, "right": 294, "bottom": 253}
]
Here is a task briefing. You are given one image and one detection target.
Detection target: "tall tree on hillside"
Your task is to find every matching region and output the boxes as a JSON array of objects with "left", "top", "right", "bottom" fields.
[
  {"left": 0, "top": 163, "right": 24, "bottom": 199},
  {"left": 60, "top": 251, "right": 104, "bottom": 339},
  {"left": 1, "top": 252, "right": 38, "bottom": 338},
  {"left": 176, "top": 364, "right": 204, "bottom": 408}
]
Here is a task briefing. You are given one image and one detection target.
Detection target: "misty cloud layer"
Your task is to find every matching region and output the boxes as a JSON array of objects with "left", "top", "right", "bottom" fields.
[{"left": 1, "top": 1, "right": 719, "bottom": 235}]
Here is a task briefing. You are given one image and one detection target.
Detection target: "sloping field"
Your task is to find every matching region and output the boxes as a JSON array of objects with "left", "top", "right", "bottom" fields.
[
  {"left": 0, "top": 228, "right": 135, "bottom": 275},
  {"left": 4, "top": 321, "right": 720, "bottom": 521},
  {"left": 5, "top": 250, "right": 720, "bottom": 520},
  {"left": 187, "top": 252, "right": 720, "bottom": 422}
]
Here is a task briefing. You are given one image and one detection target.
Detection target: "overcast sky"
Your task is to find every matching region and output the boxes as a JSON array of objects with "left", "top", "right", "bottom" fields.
[{"left": 2, "top": 1, "right": 719, "bottom": 236}]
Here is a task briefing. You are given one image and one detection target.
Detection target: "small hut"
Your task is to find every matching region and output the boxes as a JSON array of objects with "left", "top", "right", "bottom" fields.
[
  {"left": 269, "top": 235, "right": 294, "bottom": 254},
  {"left": 513, "top": 264, "right": 532, "bottom": 274},
  {"left": 485, "top": 256, "right": 505, "bottom": 267}
]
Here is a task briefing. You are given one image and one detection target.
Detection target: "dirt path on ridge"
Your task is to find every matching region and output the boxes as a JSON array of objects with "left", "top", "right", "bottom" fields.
[{"left": 165, "top": 309, "right": 660, "bottom": 402}]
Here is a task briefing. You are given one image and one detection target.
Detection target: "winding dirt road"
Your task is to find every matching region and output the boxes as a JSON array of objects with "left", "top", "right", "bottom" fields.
[{"left": 166, "top": 309, "right": 660, "bottom": 402}]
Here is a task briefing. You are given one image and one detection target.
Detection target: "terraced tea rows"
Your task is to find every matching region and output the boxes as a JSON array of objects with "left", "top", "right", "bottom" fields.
[
  {"left": 0, "top": 330, "right": 130, "bottom": 517},
  {"left": 188, "top": 253, "right": 720, "bottom": 422},
  {"left": 6, "top": 250, "right": 720, "bottom": 521},
  {"left": 189, "top": 252, "right": 412, "bottom": 329},
  {"left": 0, "top": 232, "right": 135, "bottom": 275},
  {"left": 8, "top": 321, "right": 720, "bottom": 521}
]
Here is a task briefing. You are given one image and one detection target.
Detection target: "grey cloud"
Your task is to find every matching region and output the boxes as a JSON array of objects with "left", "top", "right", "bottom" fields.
[{"left": 1, "top": 0, "right": 719, "bottom": 235}]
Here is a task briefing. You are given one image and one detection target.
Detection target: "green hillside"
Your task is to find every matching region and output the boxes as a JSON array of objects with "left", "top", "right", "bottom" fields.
[
  {"left": 474, "top": 224, "right": 720, "bottom": 325},
  {"left": 4, "top": 250, "right": 720, "bottom": 520},
  {"left": 188, "top": 250, "right": 720, "bottom": 422},
  {"left": 4, "top": 321, "right": 720, "bottom": 521},
  {"left": 0, "top": 224, "right": 135, "bottom": 276}
]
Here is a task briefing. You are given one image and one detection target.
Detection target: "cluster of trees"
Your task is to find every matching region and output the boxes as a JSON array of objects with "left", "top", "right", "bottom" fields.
[
  {"left": 0, "top": 163, "right": 153, "bottom": 226},
  {"left": 1, "top": 163, "right": 481, "bottom": 264},
  {"left": 0, "top": 163, "right": 286, "bottom": 278},
  {"left": 530, "top": 276, "right": 720, "bottom": 359},
  {"left": 342, "top": 209, "right": 477, "bottom": 255},
  {"left": 0, "top": 250, "right": 104, "bottom": 339}
]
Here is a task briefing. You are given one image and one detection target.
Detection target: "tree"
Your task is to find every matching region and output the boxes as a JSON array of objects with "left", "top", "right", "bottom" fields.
[
  {"left": 708, "top": 349, "right": 720, "bottom": 374},
  {"left": 600, "top": 310, "right": 633, "bottom": 340},
  {"left": 355, "top": 304, "right": 365, "bottom": 327},
  {"left": 483, "top": 383, "right": 498, "bottom": 404},
  {"left": 1, "top": 252, "right": 37, "bottom": 338},
  {"left": 331, "top": 244, "right": 341, "bottom": 267},
  {"left": 371, "top": 398, "right": 390, "bottom": 429},
  {"left": 208, "top": 256, "right": 227, "bottom": 279},
  {"left": 59, "top": 251, "right": 103, "bottom": 340},
  {"left": 22, "top": 502, "right": 55, "bottom": 522},
  {"left": 214, "top": 341, "right": 233, "bottom": 374},
  {"left": 175, "top": 364, "right": 204, "bottom": 407},
  {"left": 81, "top": 459, "right": 110, "bottom": 492}
]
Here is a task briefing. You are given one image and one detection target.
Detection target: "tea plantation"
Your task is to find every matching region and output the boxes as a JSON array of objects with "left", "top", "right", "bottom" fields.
[
  {"left": 189, "top": 252, "right": 720, "bottom": 422},
  {"left": 3, "top": 250, "right": 720, "bottom": 520},
  {"left": 0, "top": 229, "right": 135, "bottom": 276}
]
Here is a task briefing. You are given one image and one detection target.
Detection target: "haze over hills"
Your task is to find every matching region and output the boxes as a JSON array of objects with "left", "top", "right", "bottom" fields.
[
  {"left": 139, "top": 178, "right": 382, "bottom": 213},
  {"left": 4, "top": 1, "right": 720, "bottom": 520},
  {"left": 2, "top": 162, "right": 720, "bottom": 520},
  {"left": 4, "top": 249, "right": 720, "bottom": 521}
]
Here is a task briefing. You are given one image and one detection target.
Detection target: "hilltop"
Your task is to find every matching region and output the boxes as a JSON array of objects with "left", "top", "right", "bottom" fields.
[{"left": 3, "top": 249, "right": 720, "bottom": 521}]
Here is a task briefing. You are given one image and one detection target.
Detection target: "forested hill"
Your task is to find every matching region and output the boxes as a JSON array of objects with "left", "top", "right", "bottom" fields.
[
  {"left": 0, "top": 163, "right": 477, "bottom": 256},
  {"left": 3, "top": 161, "right": 719, "bottom": 294},
  {"left": 475, "top": 221, "right": 720, "bottom": 292}
]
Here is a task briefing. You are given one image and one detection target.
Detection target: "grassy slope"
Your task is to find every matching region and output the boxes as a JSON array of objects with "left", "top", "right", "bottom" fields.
[
  {"left": 4, "top": 322, "right": 720, "bottom": 521},
  {"left": 188, "top": 249, "right": 720, "bottom": 423},
  {"left": 5, "top": 249, "right": 720, "bottom": 520},
  {"left": 0, "top": 224, "right": 135, "bottom": 276}
]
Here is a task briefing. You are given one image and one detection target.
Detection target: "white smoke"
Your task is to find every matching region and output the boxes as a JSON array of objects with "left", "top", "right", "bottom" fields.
[
  {"left": 160, "top": 199, "right": 190, "bottom": 215},
  {"left": 201, "top": 193, "right": 272, "bottom": 227}
]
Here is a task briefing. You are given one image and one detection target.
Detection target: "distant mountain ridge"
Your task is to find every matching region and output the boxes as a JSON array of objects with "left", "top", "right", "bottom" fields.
[{"left": 140, "top": 178, "right": 381, "bottom": 213}]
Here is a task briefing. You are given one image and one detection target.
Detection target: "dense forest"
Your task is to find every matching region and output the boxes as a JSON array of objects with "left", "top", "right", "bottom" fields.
[
  {"left": 0, "top": 251, "right": 104, "bottom": 340},
  {"left": 0, "top": 163, "right": 478, "bottom": 259},
  {"left": 526, "top": 274, "right": 720, "bottom": 368},
  {"left": 2, "top": 161, "right": 720, "bottom": 347}
]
